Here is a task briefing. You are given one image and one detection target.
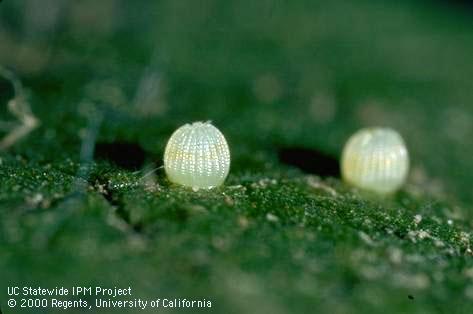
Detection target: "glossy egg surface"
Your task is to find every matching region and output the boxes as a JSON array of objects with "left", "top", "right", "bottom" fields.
[
  {"left": 341, "top": 127, "right": 409, "bottom": 194},
  {"left": 164, "top": 122, "right": 230, "bottom": 189}
]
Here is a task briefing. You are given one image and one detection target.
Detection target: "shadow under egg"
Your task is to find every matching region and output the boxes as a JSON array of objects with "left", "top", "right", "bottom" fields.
[{"left": 278, "top": 147, "right": 340, "bottom": 177}]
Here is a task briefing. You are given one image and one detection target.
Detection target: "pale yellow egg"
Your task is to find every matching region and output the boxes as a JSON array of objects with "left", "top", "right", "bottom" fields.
[
  {"left": 341, "top": 128, "right": 409, "bottom": 194},
  {"left": 164, "top": 122, "right": 230, "bottom": 190}
]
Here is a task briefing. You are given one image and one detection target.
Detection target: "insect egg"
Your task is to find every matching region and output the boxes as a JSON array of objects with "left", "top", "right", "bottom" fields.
[
  {"left": 164, "top": 121, "right": 230, "bottom": 190},
  {"left": 341, "top": 127, "right": 409, "bottom": 194}
]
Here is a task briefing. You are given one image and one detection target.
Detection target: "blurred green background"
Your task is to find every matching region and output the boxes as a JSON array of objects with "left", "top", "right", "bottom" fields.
[{"left": 0, "top": 0, "right": 472, "bottom": 313}]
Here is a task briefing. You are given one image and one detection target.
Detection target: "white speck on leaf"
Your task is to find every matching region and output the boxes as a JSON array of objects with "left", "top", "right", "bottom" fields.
[{"left": 266, "top": 213, "right": 279, "bottom": 222}]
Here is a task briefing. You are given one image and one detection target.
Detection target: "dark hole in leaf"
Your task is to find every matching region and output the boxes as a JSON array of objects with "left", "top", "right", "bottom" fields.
[
  {"left": 278, "top": 147, "right": 340, "bottom": 177},
  {"left": 94, "top": 141, "right": 146, "bottom": 170},
  {"left": 408, "top": 295, "right": 414, "bottom": 300}
]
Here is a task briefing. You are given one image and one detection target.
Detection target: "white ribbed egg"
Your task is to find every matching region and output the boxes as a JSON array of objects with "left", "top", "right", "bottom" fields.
[
  {"left": 341, "top": 128, "right": 409, "bottom": 194},
  {"left": 164, "top": 121, "right": 230, "bottom": 190}
]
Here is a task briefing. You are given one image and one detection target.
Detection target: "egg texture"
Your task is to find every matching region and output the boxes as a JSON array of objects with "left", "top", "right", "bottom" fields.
[
  {"left": 164, "top": 122, "right": 230, "bottom": 190},
  {"left": 341, "top": 128, "right": 409, "bottom": 194}
]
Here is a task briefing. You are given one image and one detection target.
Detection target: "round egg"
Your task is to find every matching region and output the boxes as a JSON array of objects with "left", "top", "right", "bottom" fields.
[
  {"left": 164, "top": 121, "right": 230, "bottom": 190},
  {"left": 341, "top": 127, "right": 409, "bottom": 194}
]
